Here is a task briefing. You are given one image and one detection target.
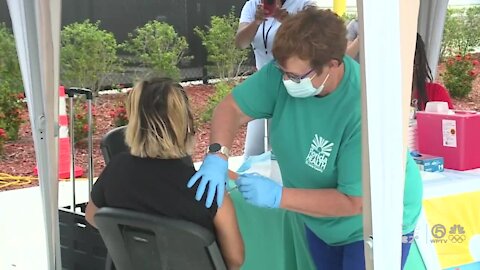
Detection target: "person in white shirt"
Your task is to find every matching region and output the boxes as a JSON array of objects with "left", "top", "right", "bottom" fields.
[
  {"left": 235, "top": 0, "right": 316, "bottom": 157},
  {"left": 345, "top": 18, "right": 360, "bottom": 62}
]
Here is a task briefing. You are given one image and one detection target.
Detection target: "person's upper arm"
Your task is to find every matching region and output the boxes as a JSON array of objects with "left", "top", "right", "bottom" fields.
[
  {"left": 86, "top": 158, "right": 118, "bottom": 227},
  {"left": 336, "top": 120, "right": 362, "bottom": 197},
  {"left": 91, "top": 174, "right": 107, "bottom": 207},
  {"left": 346, "top": 19, "right": 358, "bottom": 41},
  {"left": 237, "top": 22, "right": 250, "bottom": 34},
  {"left": 232, "top": 62, "right": 281, "bottom": 119},
  {"left": 87, "top": 179, "right": 104, "bottom": 228},
  {"left": 85, "top": 200, "right": 99, "bottom": 228},
  {"left": 213, "top": 193, "right": 244, "bottom": 269},
  {"left": 239, "top": 0, "right": 256, "bottom": 23},
  {"left": 90, "top": 155, "right": 121, "bottom": 207}
]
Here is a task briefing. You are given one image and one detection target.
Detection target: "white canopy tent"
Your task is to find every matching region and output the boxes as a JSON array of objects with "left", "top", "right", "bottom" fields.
[
  {"left": 6, "top": 0, "right": 61, "bottom": 269},
  {"left": 5, "top": 0, "right": 448, "bottom": 269}
]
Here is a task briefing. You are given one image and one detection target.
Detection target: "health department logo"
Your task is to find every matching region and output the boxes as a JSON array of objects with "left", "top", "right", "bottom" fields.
[
  {"left": 305, "top": 135, "right": 334, "bottom": 173},
  {"left": 430, "top": 224, "right": 466, "bottom": 244}
]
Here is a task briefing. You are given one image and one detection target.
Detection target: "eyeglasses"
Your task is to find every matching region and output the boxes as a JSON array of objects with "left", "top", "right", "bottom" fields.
[{"left": 275, "top": 64, "right": 316, "bottom": 83}]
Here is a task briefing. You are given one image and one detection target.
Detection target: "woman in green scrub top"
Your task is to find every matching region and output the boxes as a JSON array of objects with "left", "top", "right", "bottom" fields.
[{"left": 188, "top": 8, "right": 423, "bottom": 270}]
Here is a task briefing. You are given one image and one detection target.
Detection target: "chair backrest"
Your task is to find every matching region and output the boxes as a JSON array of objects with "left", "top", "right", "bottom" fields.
[
  {"left": 100, "top": 126, "right": 129, "bottom": 164},
  {"left": 95, "top": 207, "right": 227, "bottom": 270}
]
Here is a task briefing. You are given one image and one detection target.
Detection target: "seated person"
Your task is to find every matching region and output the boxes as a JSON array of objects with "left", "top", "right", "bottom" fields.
[
  {"left": 85, "top": 77, "right": 244, "bottom": 270},
  {"left": 412, "top": 33, "right": 454, "bottom": 111}
]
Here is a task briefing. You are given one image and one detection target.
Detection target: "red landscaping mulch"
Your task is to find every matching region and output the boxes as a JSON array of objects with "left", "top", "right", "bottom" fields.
[{"left": 0, "top": 84, "right": 246, "bottom": 191}]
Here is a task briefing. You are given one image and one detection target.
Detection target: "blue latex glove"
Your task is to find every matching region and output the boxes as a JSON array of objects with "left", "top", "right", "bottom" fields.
[
  {"left": 187, "top": 154, "right": 228, "bottom": 208},
  {"left": 237, "top": 173, "right": 282, "bottom": 208}
]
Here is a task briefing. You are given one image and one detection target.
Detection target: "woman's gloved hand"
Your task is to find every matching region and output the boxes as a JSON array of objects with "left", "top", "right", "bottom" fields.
[
  {"left": 237, "top": 173, "right": 282, "bottom": 208},
  {"left": 187, "top": 154, "right": 228, "bottom": 208}
]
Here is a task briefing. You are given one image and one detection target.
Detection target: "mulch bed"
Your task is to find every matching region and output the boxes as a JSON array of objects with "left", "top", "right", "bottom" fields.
[{"left": 0, "top": 84, "right": 246, "bottom": 191}]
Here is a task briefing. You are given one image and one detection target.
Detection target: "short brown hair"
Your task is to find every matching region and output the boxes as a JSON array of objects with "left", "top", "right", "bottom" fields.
[
  {"left": 272, "top": 7, "right": 347, "bottom": 69},
  {"left": 125, "top": 77, "right": 195, "bottom": 159}
]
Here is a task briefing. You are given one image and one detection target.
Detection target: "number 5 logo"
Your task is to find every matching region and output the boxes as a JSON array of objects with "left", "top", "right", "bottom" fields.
[{"left": 431, "top": 224, "right": 446, "bottom": 239}]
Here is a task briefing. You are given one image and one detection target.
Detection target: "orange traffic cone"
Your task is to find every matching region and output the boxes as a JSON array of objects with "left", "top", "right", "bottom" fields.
[{"left": 34, "top": 86, "right": 83, "bottom": 179}]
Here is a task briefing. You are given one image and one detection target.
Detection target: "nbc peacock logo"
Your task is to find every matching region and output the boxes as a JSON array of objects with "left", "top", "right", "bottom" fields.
[{"left": 305, "top": 134, "right": 334, "bottom": 172}]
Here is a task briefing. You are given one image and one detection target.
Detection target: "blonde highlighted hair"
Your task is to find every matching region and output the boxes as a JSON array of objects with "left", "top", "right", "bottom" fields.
[{"left": 125, "top": 77, "right": 195, "bottom": 159}]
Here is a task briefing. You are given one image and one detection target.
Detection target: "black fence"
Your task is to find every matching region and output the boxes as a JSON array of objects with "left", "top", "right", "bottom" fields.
[{"left": 0, "top": 0, "right": 255, "bottom": 83}]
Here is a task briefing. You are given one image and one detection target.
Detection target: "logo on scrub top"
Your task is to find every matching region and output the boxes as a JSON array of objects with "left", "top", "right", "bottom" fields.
[{"left": 305, "top": 134, "right": 334, "bottom": 173}]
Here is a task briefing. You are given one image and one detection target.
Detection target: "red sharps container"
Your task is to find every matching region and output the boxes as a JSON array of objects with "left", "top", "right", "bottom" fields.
[{"left": 417, "top": 110, "right": 480, "bottom": 171}]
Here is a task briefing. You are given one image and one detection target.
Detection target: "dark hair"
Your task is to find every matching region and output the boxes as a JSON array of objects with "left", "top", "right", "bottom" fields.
[
  {"left": 413, "top": 33, "right": 433, "bottom": 109},
  {"left": 272, "top": 7, "right": 347, "bottom": 71}
]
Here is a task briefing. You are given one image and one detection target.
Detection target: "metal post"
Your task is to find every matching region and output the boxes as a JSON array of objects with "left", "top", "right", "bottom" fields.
[
  {"left": 86, "top": 95, "right": 94, "bottom": 193},
  {"left": 68, "top": 94, "right": 76, "bottom": 212}
]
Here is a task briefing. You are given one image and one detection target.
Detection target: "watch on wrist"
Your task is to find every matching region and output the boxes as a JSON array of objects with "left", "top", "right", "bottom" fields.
[{"left": 208, "top": 143, "right": 230, "bottom": 158}]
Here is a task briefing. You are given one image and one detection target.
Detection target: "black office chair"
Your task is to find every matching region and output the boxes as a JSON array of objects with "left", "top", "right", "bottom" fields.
[
  {"left": 100, "top": 126, "right": 129, "bottom": 164},
  {"left": 94, "top": 207, "right": 227, "bottom": 270}
]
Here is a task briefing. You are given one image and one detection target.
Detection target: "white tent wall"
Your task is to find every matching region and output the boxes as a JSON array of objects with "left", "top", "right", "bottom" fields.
[
  {"left": 358, "top": 0, "right": 419, "bottom": 269},
  {"left": 418, "top": 0, "right": 450, "bottom": 79},
  {"left": 6, "top": 0, "right": 61, "bottom": 269}
]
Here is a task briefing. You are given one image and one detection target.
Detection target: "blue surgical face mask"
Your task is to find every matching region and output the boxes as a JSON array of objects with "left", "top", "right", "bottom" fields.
[{"left": 283, "top": 73, "right": 331, "bottom": 98}]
